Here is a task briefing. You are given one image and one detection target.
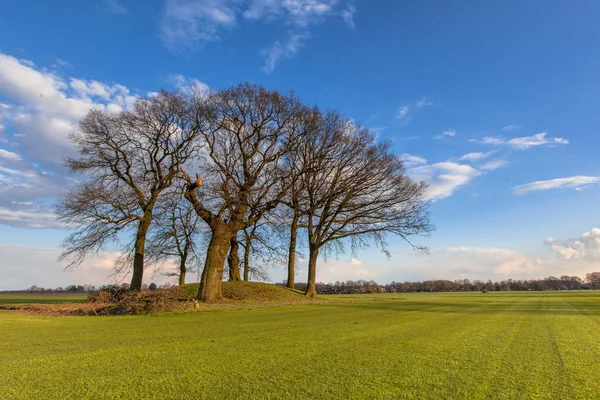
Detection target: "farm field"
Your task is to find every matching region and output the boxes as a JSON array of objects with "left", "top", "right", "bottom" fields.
[
  {"left": 1, "top": 291, "right": 599, "bottom": 399},
  {"left": 0, "top": 292, "right": 86, "bottom": 305}
]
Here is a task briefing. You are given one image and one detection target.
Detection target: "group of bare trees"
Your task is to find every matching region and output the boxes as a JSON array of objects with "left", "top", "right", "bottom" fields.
[{"left": 57, "top": 83, "right": 432, "bottom": 302}]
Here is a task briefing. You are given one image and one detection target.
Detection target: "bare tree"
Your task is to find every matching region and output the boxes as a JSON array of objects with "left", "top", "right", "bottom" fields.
[
  {"left": 586, "top": 272, "right": 600, "bottom": 289},
  {"left": 145, "top": 194, "right": 204, "bottom": 286},
  {"left": 182, "top": 83, "right": 305, "bottom": 301},
  {"left": 296, "top": 111, "right": 433, "bottom": 297},
  {"left": 57, "top": 90, "right": 205, "bottom": 290},
  {"left": 239, "top": 217, "right": 287, "bottom": 282}
]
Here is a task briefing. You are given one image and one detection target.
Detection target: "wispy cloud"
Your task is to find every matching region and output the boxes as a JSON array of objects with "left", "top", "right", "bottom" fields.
[
  {"left": 261, "top": 32, "right": 309, "bottom": 73},
  {"left": 479, "top": 159, "right": 508, "bottom": 171},
  {"left": 160, "top": 0, "right": 238, "bottom": 52},
  {"left": 396, "top": 97, "right": 433, "bottom": 124},
  {"left": 167, "top": 74, "right": 210, "bottom": 93},
  {"left": 502, "top": 124, "right": 520, "bottom": 131},
  {"left": 514, "top": 176, "right": 599, "bottom": 194},
  {"left": 400, "top": 153, "right": 427, "bottom": 167},
  {"left": 341, "top": 4, "right": 356, "bottom": 28},
  {"left": 459, "top": 151, "right": 495, "bottom": 162},
  {"left": 410, "top": 161, "right": 481, "bottom": 200},
  {"left": 105, "top": 0, "right": 127, "bottom": 13},
  {"left": 160, "top": 0, "right": 355, "bottom": 71},
  {"left": 474, "top": 132, "right": 569, "bottom": 150},
  {"left": 433, "top": 129, "right": 456, "bottom": 140}
]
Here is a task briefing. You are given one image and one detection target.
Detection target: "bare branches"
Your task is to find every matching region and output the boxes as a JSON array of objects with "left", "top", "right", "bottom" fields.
[{"left": 57, "top": 90, "right": 205, "bottom": 290}]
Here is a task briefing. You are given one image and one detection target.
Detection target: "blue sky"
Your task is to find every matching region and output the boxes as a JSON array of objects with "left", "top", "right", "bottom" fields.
[{"left": 1, "top": 0, "right": 599, "bottom": 289}]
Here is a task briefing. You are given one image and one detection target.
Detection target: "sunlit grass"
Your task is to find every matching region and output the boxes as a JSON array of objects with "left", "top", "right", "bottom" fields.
[{"left": 1, "top": 291, "right": 599, "bottom": 399}]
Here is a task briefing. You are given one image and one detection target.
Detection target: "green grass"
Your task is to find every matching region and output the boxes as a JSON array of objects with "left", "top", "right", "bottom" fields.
[
  {"left": 1, "top": 291, "right": 599, "bottom": 399},
  {"left": 0, "top": 292, "right": 86, "bottom": 305}
]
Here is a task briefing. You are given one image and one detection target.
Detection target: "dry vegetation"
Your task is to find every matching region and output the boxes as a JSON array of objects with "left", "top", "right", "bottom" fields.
[{"left": 0, "top": 282, "right": 320, "bottom": 316}]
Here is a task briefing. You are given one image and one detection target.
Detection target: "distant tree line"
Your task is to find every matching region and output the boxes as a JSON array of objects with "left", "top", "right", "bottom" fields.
[
  {"left": 57, "top": 83, "right": 433, "bottom": 301},
  {"left": 289, "top": 273, "right": 600, "bottom": 294},
  {"left": 20, "top": 282, "right": 166, "bottom": 293}
]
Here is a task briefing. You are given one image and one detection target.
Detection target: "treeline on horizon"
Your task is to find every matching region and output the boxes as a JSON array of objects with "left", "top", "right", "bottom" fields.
[
  {"left": 290, "top": 272, "right": 600, "bottom": 293},
  {"left": 15, "top": 272, "right": 600, "bottom": 294}
]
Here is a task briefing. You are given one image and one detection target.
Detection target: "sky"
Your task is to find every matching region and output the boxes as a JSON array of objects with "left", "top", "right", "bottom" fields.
[{"left": 1, "top": 0, "right": 599, "bottom": 290}]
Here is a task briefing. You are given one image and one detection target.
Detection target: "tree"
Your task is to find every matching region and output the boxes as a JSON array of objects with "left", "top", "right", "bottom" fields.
[
  {"left": 586, "top": 272, "right": 600, "bottom": 289},
  {"left": 239, "top": 217, "right": 285, "bottom": 282},
  {"left": 295, "top": 110, "right": 433, "bottom": 297},
  {"left": 57, "top": 90, "right": 204, "bottom": 290},
  {"left": 281, "top": 110, "right": 316, "bottom": 289},
  {"left": 181, "top": 83, "right": 305, "bottom": 301},
  {"left": 145, "top": 195, "right": 204, "bottom": 286}
]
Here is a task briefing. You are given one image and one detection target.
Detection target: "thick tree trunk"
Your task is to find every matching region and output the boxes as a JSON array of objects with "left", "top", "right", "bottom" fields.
[
  {"left": 305, "top": 245, "right": 319, "bottom": 298},
  {"left": 287, "top": 212, "right": 299, "bottom": 289},
  {"left": 243, "top": 244, "right": 250, "bottom": 282},
  {"left": 228, "top": 236, "right": 241, "bottom": 281},
  {"left": 198, "top": 225, "right": 232, "bottom": 302},
  {"left": 130, "top": 215, "right": 152, "bottom": 291},
  {"left": 178, "top": 252, "right": 188, "bottom": 286}
]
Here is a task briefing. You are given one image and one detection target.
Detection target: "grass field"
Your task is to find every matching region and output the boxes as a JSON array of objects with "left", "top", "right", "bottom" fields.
[
  {"left": 0, "top": 292, "right": 87, "bottom": 305},
  {"left": 1, "top": 291, "right": 599, "bottom": 399}
]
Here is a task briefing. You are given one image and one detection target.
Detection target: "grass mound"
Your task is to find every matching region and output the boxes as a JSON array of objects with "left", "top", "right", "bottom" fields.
[
  {"left": 0, "top": 282, "right": 312, "bottom": 316},
  {"left": 175, "top": 281, "right": 308, "bottom": 303}
]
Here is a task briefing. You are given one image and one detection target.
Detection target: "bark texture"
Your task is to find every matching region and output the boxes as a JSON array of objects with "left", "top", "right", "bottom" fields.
[
  {"left": 228, "top": 236, "right": 241, "bottom": 281},
  {"left": 199, "top": 226, "right": 232, "bottom": 301},
  {"left": 305, "top": 245, "right": 319, "bottom": 298},
  {"left": 287, "top": 212, "right": 299, "bottom": 289}
]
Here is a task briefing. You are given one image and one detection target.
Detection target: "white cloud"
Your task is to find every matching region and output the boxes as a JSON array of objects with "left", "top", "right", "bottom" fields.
[
  {"left": 545, "top": 228, "right": 600, "bottom": 262},
  {"left": 0, "top": 209, "right": 64, "bottom": 229},
  {"left": 459, "top": 151, "right": 494, "bottom": 162},
  {"left": 0, "top": 148, "right": 22, "bottom": 162},
  {"left": 401, "top": 153, "right": 427, "bottom": 167},
  {"left": 410, "top": 161, "right": 481, "bottom": 200},
  {"left": 261, "top": 32, "right": 309, "bottom": 73},
  {"left": 0, "top": 52, "right": 138, "bottom": 166},
  {"left": 167, "top": 74, "right": 210, "bottom": 93},
  {"left": 476, "top": 132, "right": 569, "bottom": 150},
  {"left": 480, "top": 159, "right": 508, "bottom": 171},
  {"left": 341, "top": 5, "right": 356, "bottom": 28},
  {"left": 160, "top": 0, "right": 354, "bottom": 71},
  {"left": 433, "top": 129, "right": 456, "bottom": 140},
  {"left": 442, "top": 247, "right": 542, "bottom": 275},
  {"left": 396, "top": 97, "right": 433, "bottom": 124},
  {"left": 396, "top": 106, "right": 410, "bottom": 122},
  {"left": 514, "top": 176, "right": 599, "bottom": 195},
  {"left": 502, "top": 124, "right": 520, "bottom": 131},
  {"left": 160, "top": 0, "right": 238, "bottom": 52},
  {"left": 0, "top": 52, "right": 143, "bottom": 229},
  {"left": 508, "top": 132, "right": 568, "bottom": 149}
]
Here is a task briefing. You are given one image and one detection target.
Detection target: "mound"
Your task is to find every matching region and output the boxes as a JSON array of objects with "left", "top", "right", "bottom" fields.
[
  {"left": 175, "top": 281, "right": 308, "bottom": 303},
  {"left": 1, "top": 282, "right": 313, "bottom": 316}
]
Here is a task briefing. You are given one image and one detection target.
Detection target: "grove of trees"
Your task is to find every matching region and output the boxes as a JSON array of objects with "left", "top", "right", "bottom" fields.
[{"left": 57, "top": 83, "right": 433, "bottom": 302}]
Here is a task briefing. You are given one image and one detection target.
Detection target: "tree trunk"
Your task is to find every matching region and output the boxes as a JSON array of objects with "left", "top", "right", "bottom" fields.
[
  {"left": 178, "top": 252, "right": 188, "bottom": 286},
  {"left": 243, "top": 243, "right": 250, "bottom": 282},
  {"left": 228, "top": 236, "right": 241, "bottom": 281},
  {"left": 130, "top": 214, "right": 152, "bottom": 291},
  {"left": 305, "top": 244, "right": 319, "bottom": 298},
  {"left": 198, "top": 225, "right": 232, "bottom": 302},
  {"left": 287, "top": 212, "right": 299, "bottom": 289}
]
